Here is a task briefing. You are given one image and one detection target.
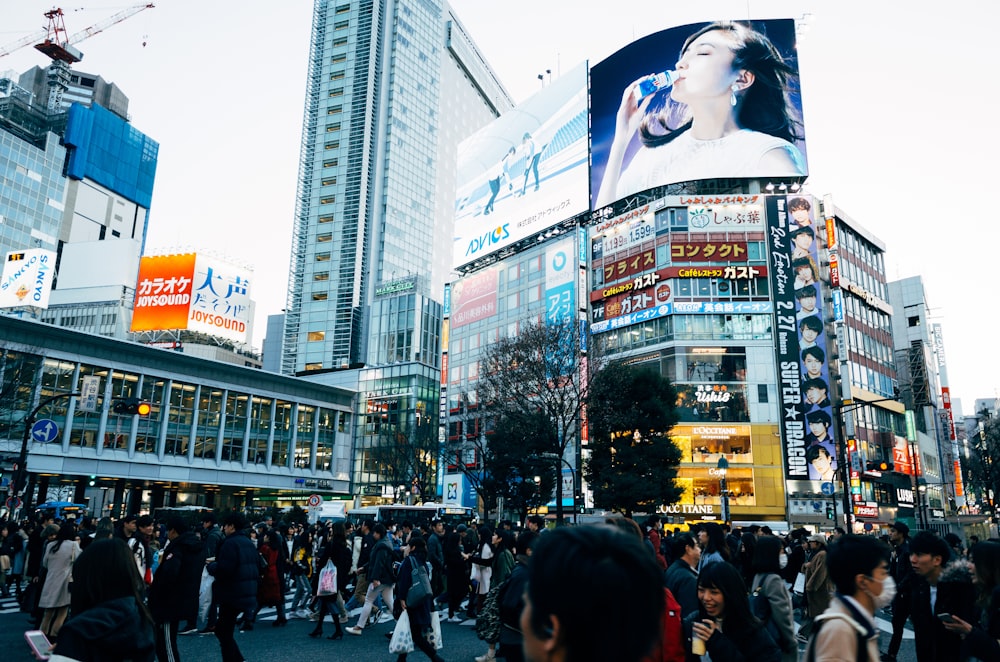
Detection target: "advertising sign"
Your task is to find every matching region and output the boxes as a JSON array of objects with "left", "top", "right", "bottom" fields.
[
  {"left": 0, "top": 249, "right": 56, "bottom": 309},
  {"left": 590, "top": 19, "right": 807, "bottom": 209},
  {"left": 545, "top": 238, "right": 575, "bottom": 327},
  {"left": 766, "top": 195, "right": 837, "bottom": 493},
  {"left": 450, "top": 265, "right": 499, "bottom": 329},
  {"left": 453, "top": 62, "right": 589, "bottom": 269},
  {"left": 131, "top": 254, "right": 252, "bottom": 343}
]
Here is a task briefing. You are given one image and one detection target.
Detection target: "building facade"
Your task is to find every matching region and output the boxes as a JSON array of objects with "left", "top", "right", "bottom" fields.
[{"left": 281, "top": 0, "right": 512, "bottom": 500}]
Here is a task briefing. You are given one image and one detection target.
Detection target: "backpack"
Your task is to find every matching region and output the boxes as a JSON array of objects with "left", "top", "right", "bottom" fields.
[
  {"left": 750, "top": 577, "right": 785, "bottom": 650},
  {"left": 803, "top": 612, "right": 866, "bottom": 662}
]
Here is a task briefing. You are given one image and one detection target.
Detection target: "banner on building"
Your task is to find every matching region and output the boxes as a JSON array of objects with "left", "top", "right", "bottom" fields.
[{"left": 0, "top": 249, "right": 56, "bottom": 309}]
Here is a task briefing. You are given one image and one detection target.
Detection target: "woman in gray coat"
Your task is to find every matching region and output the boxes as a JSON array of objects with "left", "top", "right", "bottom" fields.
[
  {"left": 750, "top": 535, "right": 797, "bottom": 662},
  {"left": 39, "top": 523, "right": 81, "bottom": 638}
]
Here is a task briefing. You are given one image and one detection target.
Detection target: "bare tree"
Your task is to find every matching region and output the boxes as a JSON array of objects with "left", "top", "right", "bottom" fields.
[
  {"left": 363, "top": 406, "right": 440, "bottom": 504},
  {"left": 963, "top": 411, "right": 1000, "bottom": 518},
  {"left": 476, "top": 320, "right": 600, "bottom": 524}
]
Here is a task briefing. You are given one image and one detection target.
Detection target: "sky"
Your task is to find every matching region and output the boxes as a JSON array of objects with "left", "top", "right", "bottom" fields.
[{"left": 2, "top": 1, "right": 996, "bottom": 412}]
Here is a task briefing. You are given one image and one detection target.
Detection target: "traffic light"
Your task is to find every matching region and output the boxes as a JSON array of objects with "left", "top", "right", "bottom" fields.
[
  {"left": 112, "top": 398, "right": 151, "bottom": 416},
  {"left": 826, "top": 504, "right": 835, "bottom": 519},
  {"left": 88, "top": 475, "right": 96, "bottom": 487}
]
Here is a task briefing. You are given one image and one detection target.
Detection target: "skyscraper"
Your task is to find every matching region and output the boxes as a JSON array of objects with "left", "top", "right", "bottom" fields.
[{"left": 281, "top": 0, "right": 512, "bottom": 497}]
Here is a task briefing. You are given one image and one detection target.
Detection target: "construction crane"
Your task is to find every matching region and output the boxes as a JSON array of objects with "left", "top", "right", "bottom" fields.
[{"left": 0, "top": 4, "right": 155, "bottom": 110}]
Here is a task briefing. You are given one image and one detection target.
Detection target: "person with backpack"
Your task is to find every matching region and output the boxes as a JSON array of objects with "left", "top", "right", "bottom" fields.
[
  {"left": 749, "top": 535, "right": 797, "bottom": 662},
  {"left": 805, "top": 534, "right": 889, "bottom": 661}
]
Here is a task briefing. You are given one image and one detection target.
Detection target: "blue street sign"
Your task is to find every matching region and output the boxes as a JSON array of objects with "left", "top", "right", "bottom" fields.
[
  {"left": 821, "top": 481, "right": 835, "bottom": 496},
  {"left": 31, "top": 418, "right": 60, "bottom": 443}
]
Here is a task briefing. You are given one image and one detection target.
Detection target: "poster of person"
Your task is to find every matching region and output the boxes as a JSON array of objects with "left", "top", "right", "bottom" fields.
[
  {"left": 590, "top": 19, "right": 807, "bottom": 209},
  {"left": 453, "top": 63, "right": 589, "bottom": 269}
]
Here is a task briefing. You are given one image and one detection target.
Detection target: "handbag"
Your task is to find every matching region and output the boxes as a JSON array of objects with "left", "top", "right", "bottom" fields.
[
  {"left": 0, "top": 555, "right": 10, "bottom": 572},
  {"left": 389, "top": 610, "right": 415, "bottom": 654},
  {"left": 406, "top": 560, "right": 432, "bottom": 606},
  {"left": 793, "top": 571, "right": 806, "bottom": 594},
  {"left": 317, "top": 559, "right": 337, "bottom": 596}
]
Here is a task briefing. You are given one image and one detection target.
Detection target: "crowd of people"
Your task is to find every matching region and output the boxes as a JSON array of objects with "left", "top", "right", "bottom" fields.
[{"left": 2, "top": 509, "right": 1000, "bottom": 662}]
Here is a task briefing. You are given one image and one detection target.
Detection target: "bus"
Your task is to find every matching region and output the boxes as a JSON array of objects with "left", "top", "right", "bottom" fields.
[
  {"left": 35, "top": 501, "right": 89, "bottom": 521},
  {"left": 347, "top": 503, "right": 475, "bottom": 529}
]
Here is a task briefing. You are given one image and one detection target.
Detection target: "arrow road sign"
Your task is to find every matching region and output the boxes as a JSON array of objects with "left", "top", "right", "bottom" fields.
[{"left": 31, "top": 418, "right": 60, "bottom": 443}]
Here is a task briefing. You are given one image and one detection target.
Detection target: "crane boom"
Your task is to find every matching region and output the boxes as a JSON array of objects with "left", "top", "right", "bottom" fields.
[
  {"left": 64, "top": 4, "right": 155, "bottom": 50},
  {"left": 0, "top": 4, "right": 155, "bottom": 62}
]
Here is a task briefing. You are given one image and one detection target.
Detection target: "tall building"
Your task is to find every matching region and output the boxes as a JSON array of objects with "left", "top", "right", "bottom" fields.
[{"left": 280, "top": 1, "right": 512, "bottom": 499}]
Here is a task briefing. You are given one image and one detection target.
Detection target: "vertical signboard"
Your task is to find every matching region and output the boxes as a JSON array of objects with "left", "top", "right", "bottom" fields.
[
  {"left": 767, "top": 195, "right": 837, "bottom": 493},
  {"left": 131, "top": 254, "right": 197, "bottom": 332},
  {"left": 0, "top": 249, "right": 57, "bottom": 309}
]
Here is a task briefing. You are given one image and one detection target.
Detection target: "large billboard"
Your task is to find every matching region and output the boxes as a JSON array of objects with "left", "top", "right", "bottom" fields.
[
  {"left": 131, "top": 253, "right": 252, "bottom": 343},
  {"left": 591, "top": 19, "right": 807, "bottom": 209},
  {"left": 0, "top": 249, "right": 56, "bottom": 309},
  {"left": 453, "top": 62, "right": 589, "bottom": 269},
  {"left": 765, "top": 195, "right": 836, "bottom": 494}
]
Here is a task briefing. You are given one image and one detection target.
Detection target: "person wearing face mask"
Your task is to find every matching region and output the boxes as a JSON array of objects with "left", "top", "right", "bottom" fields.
[
  {"left": 750, "top": 536, "right": 797, "bottom": 662},
  {"left": 805, "top": 535, "right": 893, "bottom": 662}
]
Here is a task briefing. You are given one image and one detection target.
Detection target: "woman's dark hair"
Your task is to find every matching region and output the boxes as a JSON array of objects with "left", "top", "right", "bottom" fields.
[
  {"left": 51, "top": 522, "right": 77, "bottom": 553},
  {"left": 495, "top": 528, "right": 514, "bottom": 552},
  {"left": 827, "top": 534, "right": 890, "bottom": 596},
  {"left": 701, "top": 522, "right": 731, "bottom": 561},
  {"left": 70, "top": 538, "right": 151, "bottom": 622},
  {"left": 751, "top": 535, "right": 784, "bottom": 575},
  {"left": 640, "top": 21, "right": 802, "bottom": 147},
  {"left": 971, "top": 541, "right": 1000, "bottom": 607},
  {"left": 739, "top": 532, "right": 758, "bottom": 575},
  {"left": 408, "top": 536, "right": 427, "bottom": 552},
  {"left": 697, "top": 559, "right": 760, "bottom": 631}
]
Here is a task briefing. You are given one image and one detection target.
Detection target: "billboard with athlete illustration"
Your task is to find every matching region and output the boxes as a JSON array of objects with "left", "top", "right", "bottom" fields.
[
  {"left": 453, "top": 63, "right": 590, "bottom": 270},
  {"left": 590, "top": 19, "right": 808, "bottom": 209}
]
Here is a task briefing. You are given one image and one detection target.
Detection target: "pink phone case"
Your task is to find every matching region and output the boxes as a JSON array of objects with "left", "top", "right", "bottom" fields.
[{"left": 24, "top": 630, "right": 51, "bottom": 660}]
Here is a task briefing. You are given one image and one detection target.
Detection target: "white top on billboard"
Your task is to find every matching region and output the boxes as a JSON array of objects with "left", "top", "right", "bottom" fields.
[
  {"left": 0, "top": 248, "right": 57, "bottom": 309},
  {"left": 590, "top": 19, "right": 808, "bottom": 209},
  {"left": 453, "top": 62, "right": 590, "bottom": 270}
]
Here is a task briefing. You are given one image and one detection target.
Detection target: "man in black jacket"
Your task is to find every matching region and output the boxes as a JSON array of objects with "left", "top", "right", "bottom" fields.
[
  {"left": 149, "top": 517, "right": 204, "bottom": 662},
  {"left": 908, "top": 530, "right": 977, "bottom": 662},
  {"left": 197, "top": 512, "right": 225, "bottom": 634},
  {"left": 207, "top": 514, "right": 259, "bottom": 662},
  {"left": 664, "top": 532, "right": 701, "bottom": 618},
  {"left": 346, "top": 523, "right": 396, "bottom": 636},
  {"left": 882, "top": 521, "right": 912, "bottom": 662}
]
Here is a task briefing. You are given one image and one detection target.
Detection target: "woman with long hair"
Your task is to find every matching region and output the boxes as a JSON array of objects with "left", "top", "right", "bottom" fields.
[
  {"left": 750, "top": 536, "right": 797, "bottom": 662},
  {"left": 942, "top": 540, "right": 1000, "bottom": 660},
  {"left": 684, "top": 560, "right": 781, "bottom": 661},
  {"left": 54, "top": 538, "right": 155, "bottom": 660},
  {"left": 39, "top": 523, "right": 79, "bottom": 639},
  {"left": 1, "top": 521, "right": 24, "bottom": 598},
  {"left": 308, "top": 521, "right": 350, "bottom": 640},
  {"left": 394, "top": 536, "right": 445, "bottom": 662},
  {"left": 256, "top": 529, "right": 287, "bottom": 626},
  {"left": 596, "top": 20, "right": 805, "bottom": 207},
  {"left": 697, "top": 522, "right": 731, "bottom": 570},
  {"left": 468, "top": 525, "right": 495, "bottom": 619}
]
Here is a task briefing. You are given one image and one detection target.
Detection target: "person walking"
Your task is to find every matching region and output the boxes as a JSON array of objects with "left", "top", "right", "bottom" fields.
[
  {"left": 207, "top": 514, "right": 259, "bottom": 662},
  {"left": 148, "top": 517, "right": 204, "bottom": 662},
  {"left": 799, "top": 534, "right": 832, "bottom": 641},
  {"left": 255, "top": 529, "right": 288, "bottom": 627},
  {"left": 308, "top": 522, "right": 350, "bottom": 640},
  {"left": 881, "top": 521, "right": 912, "bottom": 662},
  {"left": 750, "top": 535, "right": 797, "bottom": 662},
  {"left": 394, "top": 536, "right": 445, "bottom": 662},
  {"left": 289, "top": 530, "right": 314, "bottom": 617},
  {"left": 39, "top": 523, "right": 79, "bottom": 639},
  {"left": 346, "top": 523, "right": 397, "bottom": 636}
]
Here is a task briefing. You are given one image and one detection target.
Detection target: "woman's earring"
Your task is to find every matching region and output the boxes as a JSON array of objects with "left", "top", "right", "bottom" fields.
[{"left": 730, "top": 83, "right": 739, "bottom": 107}]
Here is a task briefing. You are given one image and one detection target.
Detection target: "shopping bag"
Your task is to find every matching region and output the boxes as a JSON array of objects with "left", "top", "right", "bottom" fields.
[
  {"left": 317, "top": 559, "right": 337, "bottom": 596},
  {"left": 197, "top": 567, "right": 214, "bottom": 629},
  {"left": 429, "top": 610, "right": 444, "bottom": 650},
  {"left": 792, "top": 571, "right": 806, "bottom": 594},
  {"left": 389, "top": 610, "right": 414, "bottom": 654}
]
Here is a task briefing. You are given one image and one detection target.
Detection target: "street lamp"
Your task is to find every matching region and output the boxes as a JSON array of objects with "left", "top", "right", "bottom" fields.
[
  {"left": 539, "top": 452, "right": 577, "bottom": 524},
  {"left": 717, "top": 456, "right": 730, "bottom": 526},
  {"left": 835, "top": 394, "right": 900, "bottom": 531}
]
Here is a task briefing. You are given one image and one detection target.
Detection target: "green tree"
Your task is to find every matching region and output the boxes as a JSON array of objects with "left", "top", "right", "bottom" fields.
[
  {"left": 584, "top": 361, "right": 682, "bottom": 518},
  {"left": 485, "top": 411, "right": 558, "bottom": 524}
]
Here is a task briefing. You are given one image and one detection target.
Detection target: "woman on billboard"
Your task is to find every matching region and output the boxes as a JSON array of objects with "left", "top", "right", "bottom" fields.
[{"left": 595, "top": 21, "right": 805, "bottom": 208}]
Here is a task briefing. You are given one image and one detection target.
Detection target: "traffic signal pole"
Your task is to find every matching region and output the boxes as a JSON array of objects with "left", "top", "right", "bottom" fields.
[{"left": 11, "top": 391, "right": 80, "bottom": 513}]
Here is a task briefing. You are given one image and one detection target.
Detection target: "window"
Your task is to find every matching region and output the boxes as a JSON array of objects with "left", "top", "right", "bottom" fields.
[
  {"left": 318, "top": 215, "right": 334, "bottom": 223},
  {"left": 332, "top": 54, "right": 347, "bottom": 64},
  {"left": 334, "top": 20, "right": 349, "bottom": 30},
  {"left": 312, "top": 293, "right": 328, "bottom": 301},
  {"left": 320, "top": 197, "right": 336, "bottom": 204},
  {"left": 326, "top": 123, "right": 341, "bottom": 131},
  {"left": 317, "top": 233, "right": 332, "bottom": 242},
  {"left": 330, "top": 71, "right": 345, "bottom": 81},
  {"left": 324, "top": 142, "right": 340, "bottom": 150},
  {"left": 314, "top": 272, "right": 329, "bottom": 281},
  {"left": 323, "top": 159, "right": 339, "bottom": 168},
  {"left": 316, "top": 253, "right": 331, "bottom": 262},
  {"left": 322, "top": 178, "right": 337, "bottom": 187},
  {"left": 333, "top": 37, "right": 348, "bottom": 47},
  {"left": 908, "top": 316, "right": 920, "bottom": 327},
  {"left": 308, "top": 331, "right": 326, "bottom": 341}
]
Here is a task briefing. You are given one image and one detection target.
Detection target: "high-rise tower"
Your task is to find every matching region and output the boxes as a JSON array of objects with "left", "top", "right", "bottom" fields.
[{"left": 282, "top": 0, "right": 511, "bottom": 375}]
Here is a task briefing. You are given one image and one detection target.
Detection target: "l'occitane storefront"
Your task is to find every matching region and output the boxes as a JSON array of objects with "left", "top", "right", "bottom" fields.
[{"left": 656, "top": 423, "right": 787, "bottom": 526}]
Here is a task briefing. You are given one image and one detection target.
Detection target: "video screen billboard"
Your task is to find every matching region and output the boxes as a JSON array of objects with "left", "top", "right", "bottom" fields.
[
  {"left": 590, "top": 19, "right": 807, "bottom": 209},
  {"left": 453, "top": 62, "right": 589, "bottom": 269}
]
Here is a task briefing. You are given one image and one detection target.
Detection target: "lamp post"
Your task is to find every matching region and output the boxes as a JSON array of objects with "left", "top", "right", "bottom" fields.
[
  {"left": 835, "top": 395, "right": 900, "bottom": 531},
  {"left": 717, "top": 456, "right": 730, "bottom": 526},
  {"left": 11, "top": 391, "right": 81, "bottom": 511},
  {"left": 539, "top": 452, "right": 577, "bottom": 524}
]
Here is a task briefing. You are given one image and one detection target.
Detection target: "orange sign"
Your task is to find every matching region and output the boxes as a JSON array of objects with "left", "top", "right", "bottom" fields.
[{"left": 130, "top": 254, "right": 197, "bottom": 332}]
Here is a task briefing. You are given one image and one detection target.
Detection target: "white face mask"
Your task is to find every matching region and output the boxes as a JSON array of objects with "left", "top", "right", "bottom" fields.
[
  {"left": 865, "top": 575, "right": 896, "bottom": 609},
  {"left": 779, "top": 553, "right": 788, "bottom": 569}
]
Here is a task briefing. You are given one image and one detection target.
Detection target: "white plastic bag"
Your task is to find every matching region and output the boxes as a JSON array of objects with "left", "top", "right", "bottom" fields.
[
  {"left": 317, "top": 559, "right": 337, "bottom": 596},
  {"left": 389, "top": 610, "right": 414, "bottom": 654},
  {"left": 197, "top": 567, "right": 214, "bottom": 629}
]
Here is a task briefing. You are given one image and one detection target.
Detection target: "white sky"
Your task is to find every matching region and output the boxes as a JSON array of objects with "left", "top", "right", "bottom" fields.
[{"left": 2, "top": 0, "right": 996, "bottom": 411}]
